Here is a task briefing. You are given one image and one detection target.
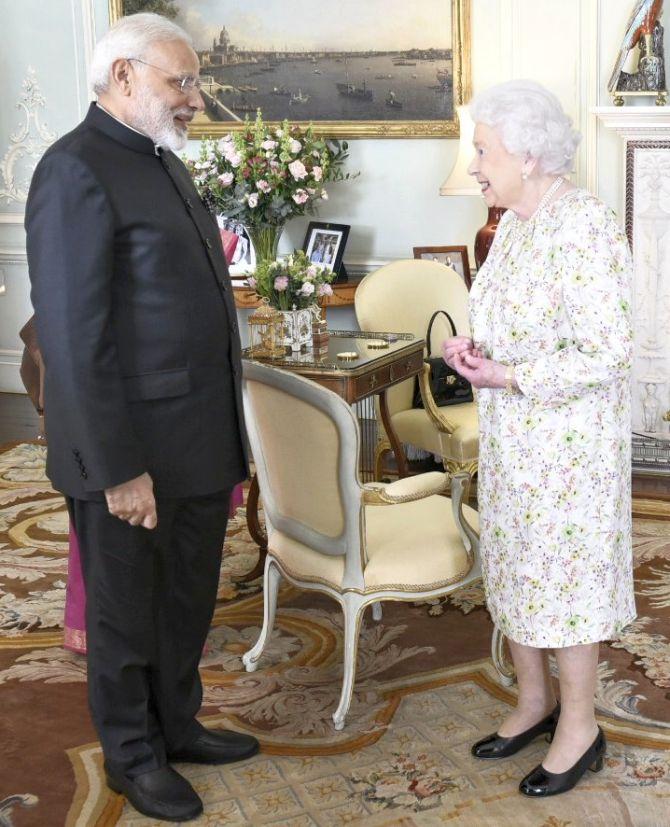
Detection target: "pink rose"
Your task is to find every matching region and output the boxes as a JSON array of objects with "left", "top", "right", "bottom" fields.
[
  {"left": 218, "top": 172, "right": 234, "bottom": 187},
  {"left": 289, "top": 139, "right": 302, "bottom": 153},
  {"left": 257, "top": 180, "right": 272, "bottom": 193},
  {"left": 274, "top": 276, "right": 289, "bottom": 291},
  {"left": 288, "top": 160, "right": 308, "bottom": 180},
  {"left": 227, "top": 152, "right": 242, "bottom": 168},
  {"left": 300, "top": 282, "right": 315, "bottom": 296},
  {"left": 292, "top": 189, "right": 309, "bottom": 204},
  {"left": 247, "top": 193, "right": 259, "bottom": 208},
  {"left": 306, "top": 265, "right": 318, "bottom": 279},
  {"left": 312, "top": 165, "right": 323, "bottom": 181},
  {"left": 317, "top": 283, "right": 333, "bottom": 297},
  {"left": 261, "top": 139, "right": 277, "bottom": 150}
]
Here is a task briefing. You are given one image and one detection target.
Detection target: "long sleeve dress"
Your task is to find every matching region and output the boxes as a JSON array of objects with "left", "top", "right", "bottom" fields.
[{"left": 469, "top": 188, "right": 636, "bottom": 648}]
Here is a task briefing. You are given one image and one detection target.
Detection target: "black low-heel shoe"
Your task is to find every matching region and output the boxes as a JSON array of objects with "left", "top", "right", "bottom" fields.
[
  {"left": 519, "top": 726, "right": 606, "bottom": 797},
  {"left": 471, "top": 703, "right": 560, "bottom": 760}
]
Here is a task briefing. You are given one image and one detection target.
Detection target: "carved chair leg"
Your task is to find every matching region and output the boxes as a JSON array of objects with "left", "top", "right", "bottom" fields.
[
  {"left": 242, "top": 557, "right": 281, "bottom": 673},
  {"left": 332, "top": 592, "right": 366, "bottom": 731},
  {"left": 491, "top": 625, "right": 516, "bottom": 687}
]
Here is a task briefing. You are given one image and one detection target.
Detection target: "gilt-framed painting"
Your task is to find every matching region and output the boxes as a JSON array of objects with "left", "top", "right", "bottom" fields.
[{"left": 108, "top": 0, "right": 471, "bottom": 138}]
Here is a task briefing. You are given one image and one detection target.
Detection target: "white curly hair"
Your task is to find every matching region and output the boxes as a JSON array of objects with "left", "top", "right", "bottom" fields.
[
  {"left": 469, "top": 80, "right": 581, "bottom": 175},
  {"left": 89, "top": 12, "right": 193, "bottom": 96}
]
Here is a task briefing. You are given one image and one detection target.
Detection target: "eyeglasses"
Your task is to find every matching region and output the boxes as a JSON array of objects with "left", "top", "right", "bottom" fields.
[{"left": 128, "top": 58, "right": 202, "bottom": 94}]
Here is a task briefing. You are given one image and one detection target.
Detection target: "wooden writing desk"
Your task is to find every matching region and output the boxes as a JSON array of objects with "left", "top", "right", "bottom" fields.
[{"left": 238, "top": 330, "right": 424, "bottom": 581}]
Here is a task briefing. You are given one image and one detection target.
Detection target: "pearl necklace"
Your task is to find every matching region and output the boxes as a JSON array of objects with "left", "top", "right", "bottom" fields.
[
  {"left": 533, "top": 176, "right": 565, "bottom": 216},
  {"left": 510, "top": 176, "right": 565, "bottom": 241}
]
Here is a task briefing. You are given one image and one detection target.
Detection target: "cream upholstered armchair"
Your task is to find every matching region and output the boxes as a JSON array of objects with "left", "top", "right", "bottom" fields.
[
  {"left": 241, "top": 359, "right": 495, "bottom": 730},
  {"left": 355, "top": 259, "right": 478, "bottom": 481}
]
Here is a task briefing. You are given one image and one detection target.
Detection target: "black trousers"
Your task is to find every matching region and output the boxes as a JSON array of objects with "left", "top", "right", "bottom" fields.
[{"left": 68, "top": 490, "right": 231, "bottom": 777}]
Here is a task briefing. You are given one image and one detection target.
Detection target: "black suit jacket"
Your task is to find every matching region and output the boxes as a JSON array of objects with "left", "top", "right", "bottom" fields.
[{"left": 25, "top": 103, "right": 248, "bottom": 500}]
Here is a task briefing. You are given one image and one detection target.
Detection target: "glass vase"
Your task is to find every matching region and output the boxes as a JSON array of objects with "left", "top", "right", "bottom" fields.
[{"left": 247, "top": 223, "right": 283, "bottom": 268}]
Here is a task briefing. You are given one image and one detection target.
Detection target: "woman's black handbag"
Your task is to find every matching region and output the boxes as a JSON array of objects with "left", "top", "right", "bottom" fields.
[{"left": 412, "top": 310, "right": 474, "bottom": 408}]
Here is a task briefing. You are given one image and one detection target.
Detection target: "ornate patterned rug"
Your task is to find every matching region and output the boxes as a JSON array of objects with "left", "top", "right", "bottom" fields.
[{"left": 1, "top": 442, "right": 670, "bottom": 827}]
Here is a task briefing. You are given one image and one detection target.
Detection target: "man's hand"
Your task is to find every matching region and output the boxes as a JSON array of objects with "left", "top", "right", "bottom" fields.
[{"left": 105, "top": 472, "right": 157, "bottom": 529}]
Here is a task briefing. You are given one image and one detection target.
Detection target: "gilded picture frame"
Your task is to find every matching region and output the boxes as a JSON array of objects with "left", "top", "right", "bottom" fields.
[{"left": 108, "top": 0, "right": 471, "bottom": 139}]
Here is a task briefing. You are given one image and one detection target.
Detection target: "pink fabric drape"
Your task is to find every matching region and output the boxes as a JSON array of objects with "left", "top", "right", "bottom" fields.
[
  {"left": 63, "top": 523, "right": 86, "bottom": 654},
  {"left": 63, "top": 484, "right": 244, "bottom": 655}
]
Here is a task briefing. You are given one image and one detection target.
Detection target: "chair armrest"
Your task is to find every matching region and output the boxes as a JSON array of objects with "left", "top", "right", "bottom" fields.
[
  {"left": 362, "top": 471, "right": 448, "bottom": 505},
  {"left": 418, "top": 362, "right": 458, "bottom": 434},
  {"left": 450, "top": 473, "right": 479, "bottom": 559}
]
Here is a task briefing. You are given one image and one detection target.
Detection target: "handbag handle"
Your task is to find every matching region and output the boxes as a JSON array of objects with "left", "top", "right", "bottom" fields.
[{"left": 425, "top": 309, "right": 457, "bottom": 357}]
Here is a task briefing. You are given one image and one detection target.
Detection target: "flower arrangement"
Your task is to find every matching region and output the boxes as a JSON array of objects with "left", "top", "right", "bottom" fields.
[
  {"left": 186, "top": 111, "right": 354, "bottom": 261},
  {"left": 249, "top": 249, "right": 334, "bottom": 311}
]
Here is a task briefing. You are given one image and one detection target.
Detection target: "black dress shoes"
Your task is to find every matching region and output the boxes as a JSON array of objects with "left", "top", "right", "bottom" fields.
[
  {"left": 168, "top": 728, "right": 260, "bottom": 765},
  {"left": 105, "top": 764, "right": 203, "bottom": 822},
  {"left": 519, "top": 726, "right": 606, "bottom": 797},
  {"left": 471, "top": 703, "right": 560, "bottom": 760}
]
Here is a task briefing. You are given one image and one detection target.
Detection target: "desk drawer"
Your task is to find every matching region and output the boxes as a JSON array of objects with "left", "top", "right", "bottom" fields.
[
  {"left": 389, "top": 351, "right": 423, "bottom": 384},
  {"left": 355, "top": 365, "right": 391, "bottom": 397}
]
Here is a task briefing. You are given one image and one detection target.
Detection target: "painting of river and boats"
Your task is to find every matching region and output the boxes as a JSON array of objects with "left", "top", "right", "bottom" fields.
[{"left": 110, "top": 0, "right": 471, "bottom": 138}]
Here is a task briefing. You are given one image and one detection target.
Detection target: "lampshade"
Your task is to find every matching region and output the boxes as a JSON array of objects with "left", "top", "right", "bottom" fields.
[{"left": 439, "top": 105, "right": 480, "bottom": 196}]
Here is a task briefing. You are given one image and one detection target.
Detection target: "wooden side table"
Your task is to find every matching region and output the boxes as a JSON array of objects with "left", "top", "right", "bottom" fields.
[{"left": 238, "top": 331, "right": 424, "bottom": 582}]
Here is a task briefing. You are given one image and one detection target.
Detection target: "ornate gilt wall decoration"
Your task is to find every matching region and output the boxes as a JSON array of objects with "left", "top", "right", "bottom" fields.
[{"left": 0, "top": 67, "right": 57, "bottom": 205}]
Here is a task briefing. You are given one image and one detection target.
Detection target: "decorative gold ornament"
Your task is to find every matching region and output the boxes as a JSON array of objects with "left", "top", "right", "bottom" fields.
[
  {"left": 247, "top": 300, "right": 286, "bottom": 359},
  {"left": 336, "top": 351, "right": 359, "bottom": 361},
  {"left": 366, "top": 339, "right": 390, "bottom": 349}
]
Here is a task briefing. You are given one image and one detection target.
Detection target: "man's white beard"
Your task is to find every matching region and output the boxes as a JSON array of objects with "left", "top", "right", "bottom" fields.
[{"left": 129, "top": 84, "right": 191, "bottom": 151}]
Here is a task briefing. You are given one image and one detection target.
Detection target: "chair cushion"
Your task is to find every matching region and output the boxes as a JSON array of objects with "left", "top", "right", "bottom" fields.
[
  {"left": 391, "top": 402, "right": 479, "bottom": 462},
  {"left": 268, "top": 496, "right": 479, "bottom": 594}
]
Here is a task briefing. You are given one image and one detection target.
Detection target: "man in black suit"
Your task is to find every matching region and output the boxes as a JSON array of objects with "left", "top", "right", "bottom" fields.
[{"left": 25, "top": 13, "right": 258, "bottom": 822}]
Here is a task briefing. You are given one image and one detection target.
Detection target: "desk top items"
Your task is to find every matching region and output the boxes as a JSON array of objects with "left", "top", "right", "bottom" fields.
[
  {"left": 302, "top": 221, "right": 351, "bottom": 282},
  {"left": 186, "top": 111, "right": 355, "bottom": 272},
  {"left": 249, "top": 250, "right": 335, "bottom": 352},
  {"left": 311, "top": 317, "right": 330, "bottom": 349},
  {"left": 247, "top": 300, "right": 286, "bottom": 360},
  {"left": 609, "top": 0, "right": 667, "bottom": 105}
]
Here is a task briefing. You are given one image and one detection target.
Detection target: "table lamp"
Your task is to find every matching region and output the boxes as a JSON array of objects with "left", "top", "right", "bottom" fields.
[{"left": 440, "top": 105, "right": 505, "bottom": 270}]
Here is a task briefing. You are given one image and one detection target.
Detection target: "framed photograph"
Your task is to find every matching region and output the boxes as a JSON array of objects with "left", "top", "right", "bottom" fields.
[
  {"left": 302, "top": 221, "right": 350, "bottom": 278},
  {"left": 413, "top": 245, "right": 471, "bottom": 288},
  {"left": 109, "top": 0, "right": 471, "bottom": 139},
  {"left": 217, "top": 216, "right": 256, "bottom": 276}
]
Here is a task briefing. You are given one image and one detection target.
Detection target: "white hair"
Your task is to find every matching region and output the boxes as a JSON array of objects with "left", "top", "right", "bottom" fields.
[
  {"left": 469, "top": 80, "right": 581, "bottom": 175},
  {"left": 89, "top": 12, "right": 193, "bottom": 96}
]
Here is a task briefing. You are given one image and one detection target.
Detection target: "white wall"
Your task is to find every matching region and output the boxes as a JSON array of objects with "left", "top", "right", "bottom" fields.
[{"left": 0, "top": 0, "right": 655, "bottom": 390}]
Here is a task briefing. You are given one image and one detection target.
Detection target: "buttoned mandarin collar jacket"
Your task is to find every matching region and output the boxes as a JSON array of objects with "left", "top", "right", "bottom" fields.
[{"left": 25, "top": 103, "right": 248, "bottom": 500}]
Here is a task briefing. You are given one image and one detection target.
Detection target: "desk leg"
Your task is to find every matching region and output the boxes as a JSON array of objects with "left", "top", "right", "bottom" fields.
[
  {"left": 234, "top": 474, "right": 267, "bottom": 583},
  {"left": 379, "top": 389, "right": 409, "bottom": 479}
]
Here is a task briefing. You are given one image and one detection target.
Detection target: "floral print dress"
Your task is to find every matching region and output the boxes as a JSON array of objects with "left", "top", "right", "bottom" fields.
[{"left": 469, "top": 189, "right": 636, "bottom": 648}]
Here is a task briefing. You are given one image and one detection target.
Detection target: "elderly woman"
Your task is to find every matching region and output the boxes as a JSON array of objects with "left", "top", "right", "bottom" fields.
[{"left": 442, "top": 80, "right": 635, "bottom": 797}]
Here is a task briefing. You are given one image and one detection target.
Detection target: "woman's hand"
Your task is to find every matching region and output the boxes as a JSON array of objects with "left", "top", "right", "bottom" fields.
[
  {"left": 452, "top": 350, "right": 508, "bottom": 390},
  {"left": 441, "top": 336, "right": 475, "bottom": 368}
]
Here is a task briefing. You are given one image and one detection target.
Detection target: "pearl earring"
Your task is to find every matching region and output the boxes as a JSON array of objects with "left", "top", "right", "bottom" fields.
[{"left": 522, "top": 172, "right": 529, "bottom": 181}]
